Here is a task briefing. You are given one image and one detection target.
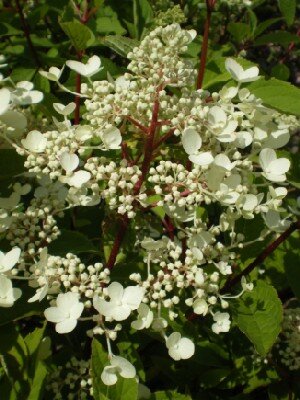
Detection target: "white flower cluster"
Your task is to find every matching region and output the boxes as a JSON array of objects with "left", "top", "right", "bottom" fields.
[
  {"left": 277, "top": 308, "right": 300, "bottom": 371},
  {"left": 29, "top": 250, "right": 110, "bottom": 310},
  {"left": 0, "top": 24, "right": 298, "bottom": 386}
]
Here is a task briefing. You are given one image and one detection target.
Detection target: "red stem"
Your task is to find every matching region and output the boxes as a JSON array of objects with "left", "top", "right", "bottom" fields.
[
  {"left": 221, "top": 220, "right": 300, "bottom": 293},
  {"left": 133, "top": 85, "right": 162, "bottom": 194},
  {"left": 162, "top": 216, "right": 175, "bottom": 240},
  {"left": 153, "top": 128, "right": 175, "bottom": 149},
  {"left": 106, "top": 216, "right": 129, "bottom": 269},
  {"left": 125, "top": 115, "right": 149, "bottom": 134},
  {"left": 106, "top": 86, "right": 163, "bottom": 269},
  {"left": 196, "top": 0, "right": 215, "bottom": 89}
]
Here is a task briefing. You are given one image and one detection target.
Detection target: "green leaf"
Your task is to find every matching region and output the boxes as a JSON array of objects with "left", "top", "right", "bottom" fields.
[
  {"left": 96, "top": 16, "right": 127, "bottom": 35},
  {"left": 0, "top": 22, "right": 23, "bottom": 37},
  {"left": 271, "top": 64, "right": 290, "bottom": 81},
  {"left": 0, "top": 150, "right": 25, "bottom": 180},
  {"left": 254, "top": 18, "right": 282, "bottom": 37},
  {"left": 48, "top": 229, "right": 98, "bottom": 255},
  {"left": 153, "top": 392, "right": 192, "bottom": 400},
  {"left": 10, "top": 68, "right": 36, "bottom": 82},
  {"left": 202, "top": 58, "right": 231, "bottom": 89},
  {"left": 0, "top": 324, "right": 29, "bottom": 395},
  {"left": 60, "top": 20, "right": 94, "bottom": 51},
  {"left": 227, "top": 22, "right": 252, "bottom": 43},
  {"left": 24, "top": 325, "right": 46, "bottom": 357},
  {"left": 248, "top": 78, "right": 300, "bottom": 116},
  {"left": 232, "top": 281, "right": 283, "bottom": 356},
  {"left": 254, "top": 31, "right": 300, "bottom": 48},
  {"left": 33, "top": 72, "right": 50, "bottom": 93},
  {"left": 278, "top": 0, "right": 296, "bottom": 26},
  {"left": 27, "top": 362, "right": 47, "bottom": 400},
  {"left": 102, "top": 35, "right": 139, "bottom": 57},
  {"left": 91, "top": 339, "right": 138, "bottom": 400},
  {"left": 91, "top": 339, "right": 109, "bottom": 400},
  {"left": 133, "top": 0, "right": 153, "bottom": 39}
]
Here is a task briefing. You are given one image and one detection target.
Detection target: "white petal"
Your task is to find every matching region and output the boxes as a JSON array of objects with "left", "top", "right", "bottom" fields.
[
  {"left": 182, "top": 128, "right": 202, "bottom": 155},
  {"left": 235, "top": 131, "right": 253, "bottom": 148},
  {"left": 93, "top": 298, "right": 114, "bottom": 318},
  {"left": 259, "top": 148, "right": 276, "bottom": 171},
  {"left": 70, "top": 301, "right": 84, "bottom": 319},
  {"left": 264, "top": 130, "right": 290, "bottom": 149},
  {"left": 131, "top": 319, "right": 145, "bottom": 330},
  {"left": 225, "top": 58, "right": 244, "bottom": 82},
  {"left": 112, "top": 356, "right": 136, "bottom": 378},
  {"left": 75, "top": 125, "right": 93, "bottom": 141},
  {"left": 25, "top": 90, "right": 43, "bottom": 104},
  {"left": 242, "top": 194, "right": 258, "bottom": 211},
  {"left": 60, "top": 152, "right": 79, "bottom": 173},
  {"left": 187, "top": 29, "right": 197, "bottom": 42},
  {"left": 208, "top": 106, "right": 227, "bottom": 126},
  {"left": 66, "top": 56, "right": 101, "bottom": 77},
  {"left": 265, "top": 172, "right": 286, "bottom": 183},
  {"left": 166, "top": 332, "right": 181, "bottom": 350},
  {"left": 56, "top": 292, "right": 80, "bottom": 309},
  {"left": 101, "top": 366, "right": 118, "bottom": 386},
  {"left": 240, "top": 66, "right": 260, "bottom": 83},
  {"left": 102, "top": 127, "right": 122, "bottom": 149},
  {"left": 21, "top": 130, "right": 47, "bottom": 153},
  {"left": 214, "top": 154, "right": 232, "bottom": 171},
  {"left": 0, "top": 247, "right": 21, "bottom": 271},
  {"left": 123, "top": 286, "right": 144, "bottom": 310},
  {"left": 53, "top": 102, "right": 76, "bottom": 116},
  {"left": 177, "top": 338, "right": 195, "bottom": 360},
  {"left": 107, "top": 282, "right": 124, "bottom": 301},
  {"left": 168, "top": 347, "right": 181, "bottom": 361},
  {"left": 189, "top": 152, "right": 214, "bottom": 166},
  {"left": 0, "top": 88, "right": 11, "bottom": 115},
  {"left": 28, "top": 285, "right": 48, "bottom": 303},
  {"left": 56, "top": 318, "right": 77, "bottom": 334},
  {"left": 39, "top": 67, "right": 61, "bottom": 82},
  {"left": 112, "top": 304, "right": 131, "bottom": 321},
  {"left": 44, "top": 306, "right": 67, "bottom": 323},
  {"left": 193, "top": 299, "right": 208, "bottom": 315},
  {"left": 66, "top": 60, "right": 86, "bottom": 75},
  {"left": 17, "top": 81, "right": 33, "bottom": 90},
  {"left": 68, "top": 171, "right": 91, "bottom": 188},
  {"left": 0, "top": 274, "right": 13, "bottom": 296},
  {"left": 268, "top": 158, "right": 290, "bottom": 175}
]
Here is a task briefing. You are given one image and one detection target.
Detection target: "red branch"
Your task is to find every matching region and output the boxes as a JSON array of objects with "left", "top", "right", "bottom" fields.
[
  {"left": 125, "top": 115, "right": 149, "bottom": 134},
  {"left": 221, "top": 220, "right": 300, "bottom": 293},
  {"left": 196, "top": 0, "right": 216, "bottom": 89},
  {"left": 106, "top": 216, "right": 129, "bottom": 269},
  {"left": 153, "top": 128, "right": 175, "bottom": 149},
  {"left": 162, "top": 216, "right": 175, "bottom": 240},
  {"left": 106, "top": 86, "right": 163, "bottom": 269}
]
